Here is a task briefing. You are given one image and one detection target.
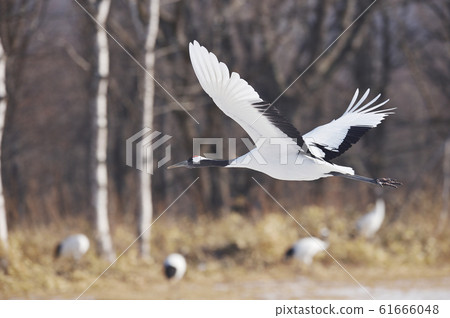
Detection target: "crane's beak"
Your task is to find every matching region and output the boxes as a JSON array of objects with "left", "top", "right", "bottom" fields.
[{"left": 167, "top": 160, "right": 189, "bottom": 169}]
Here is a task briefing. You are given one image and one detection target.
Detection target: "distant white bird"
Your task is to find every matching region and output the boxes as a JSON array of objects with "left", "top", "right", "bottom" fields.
[
  {"left": 285, "top": 229, "right": 329, "bottom": 265},
  {"left": 169, "top": 41, "right": 401, "bottom": 188},
  {"left": 163, "top": 253, "right": 186, "bottom": 280},
  {"left": 355, "top": 199, "right": 386, "bottom": 239},
  {"left": 55, "top": 234, "right": 90, "bottom": 261}
]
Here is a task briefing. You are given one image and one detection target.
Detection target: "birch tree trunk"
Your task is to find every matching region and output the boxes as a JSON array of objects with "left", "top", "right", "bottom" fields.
[
  {"left": 90, "top": 0, "right": 115, "bottom": 261},
  {"left": 138, "top": 0, "right": 160, "bottom": 259},
  {"left": 0, "top": 40, "right": 8, "bottom": 250}
]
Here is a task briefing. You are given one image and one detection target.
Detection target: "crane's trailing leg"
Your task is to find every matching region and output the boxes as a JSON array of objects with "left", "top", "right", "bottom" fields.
[
  {"left": 331, "top": 172, "right": 402, "bottom": 188},
  {"left": 375, "top": 178, "right": 402, "bottom": 188}
]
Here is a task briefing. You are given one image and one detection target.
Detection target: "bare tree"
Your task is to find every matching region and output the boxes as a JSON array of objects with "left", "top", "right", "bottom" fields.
[
  {"left": 0, "top": 0, "right": 448, "bottom": 229},
  {"left": 89, "top": 0, "right": 115, "bottom": 261},
  {"left": 129, "top": 0, "right": 160, "bottom": 258},
  {"left": 0, "top": 0, "right": 47, "bottom": 249}
]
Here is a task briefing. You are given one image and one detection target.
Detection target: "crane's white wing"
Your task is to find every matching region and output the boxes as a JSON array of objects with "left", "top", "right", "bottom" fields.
[
  {"left": 189, "top": 41, "right": 305, "bottom": 149},
  {"left": 303, "top": 89, "right": 395, "bottom": 161}
]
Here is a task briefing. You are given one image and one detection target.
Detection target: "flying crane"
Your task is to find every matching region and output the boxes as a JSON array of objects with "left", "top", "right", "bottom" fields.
[{"left": 169, "top": 41, "right": 401, "bottom": 188}]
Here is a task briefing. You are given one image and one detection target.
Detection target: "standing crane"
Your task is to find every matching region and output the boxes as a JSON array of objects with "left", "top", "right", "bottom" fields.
[
  {"left": 355, "top": 199, "right": 386, "bottom": 239},
  {"left": 55, "top": 234, "right": 90, "bottom": 261},
  {"left": 163, "top": 253, "right": 187, "bottom": 280},
  {"left": 285, "top": 228, "right": 329, "bottom": 265}
]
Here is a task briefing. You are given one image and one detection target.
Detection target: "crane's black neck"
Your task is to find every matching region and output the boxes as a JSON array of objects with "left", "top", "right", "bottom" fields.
[{"left": 190, "top": 158, "right": 230, "bottom": 168}]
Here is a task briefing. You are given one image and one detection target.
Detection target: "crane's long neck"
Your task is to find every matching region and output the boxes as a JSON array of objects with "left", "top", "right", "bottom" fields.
[
  {"left": 194, "top": 159, "right": 231, "bottom": 168},
  {"left": 375, "top": 199, "right": 385, "bottom": 216}
]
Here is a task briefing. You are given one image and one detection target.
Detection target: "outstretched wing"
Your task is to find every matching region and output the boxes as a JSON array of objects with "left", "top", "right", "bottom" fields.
[
  {"left": 189, "top": 41, "right": 305, "bottom": 149},
  {"left": 303, "top": 89, "right": 394, "bottom": 161}
]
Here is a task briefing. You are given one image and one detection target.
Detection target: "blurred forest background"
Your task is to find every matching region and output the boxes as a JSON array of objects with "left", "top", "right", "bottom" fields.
[{"left": 0, "top": 0, "right": 449, "bottom": 291}]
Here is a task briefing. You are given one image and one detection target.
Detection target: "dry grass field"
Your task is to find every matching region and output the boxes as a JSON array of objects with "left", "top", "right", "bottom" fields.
[{"left": 1, "top": 203, "right": 450, "bottom": 299}]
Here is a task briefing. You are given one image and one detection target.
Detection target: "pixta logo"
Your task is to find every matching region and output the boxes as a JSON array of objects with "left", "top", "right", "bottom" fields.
[{"left": 126, "top": 128, "right": 172, "bottom": 174}]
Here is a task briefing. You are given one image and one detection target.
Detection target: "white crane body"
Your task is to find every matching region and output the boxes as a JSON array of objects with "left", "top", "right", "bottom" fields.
[
  {"left": 55, "top": 234, "right": 90, "bottom": 261},
  {"left": 286, "top": 237, "right": 329, "bottom": 265},
  {"left": 164, "top": 253, "right": 187, "bottom": 280}
]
